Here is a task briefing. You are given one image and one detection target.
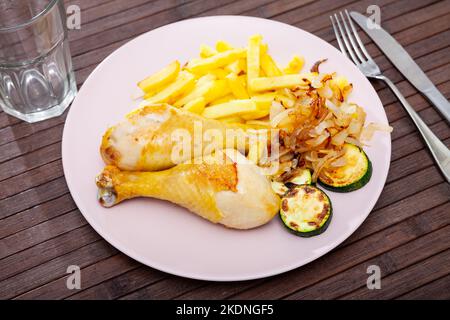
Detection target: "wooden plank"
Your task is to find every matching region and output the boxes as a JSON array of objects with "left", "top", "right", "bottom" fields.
[
  {"left": 0, "top": 176, "right": 68, "bottom": 219},
  {"left": 297, "top": 0, "right": 440, "bottom": 40},
  {"left": 0, "top": 113, "right": 21, "bottom": 130},
  {"left": 120, "top": 276, "right": 206, "bottom": 300},
  {"left": 391, "top": 121, "right": 450, "bottom": 162},
  {"left": 0, "top": 142, "right": 62, "bottom": 182},
  {"left": 284, "top": 225, "right": 450, "bottom": 299},
  {"left": 0, "top": 113, "right": 67, "bottom": 147},
  {"left": 373, "top": 166, "right": 445, "bottom": 211},
  {"left": 340, "top": 249, "right": 450, "bottom": 299},
  {"left": 314, "top": 0, "right": 445, "bottom": 44},
  {"left": 341, "top": 183, "right": 449, "bottom": 246},
  {"left": 0, "top": 239, "right": 116, "bottom": 299},
  {"left": 396, "top": 273, "right": 450, "bottom": 300},
  {"left": 387, "top": 140, "right": 449, "bottom": 184},
  {"left": 69, "top": 0, "right": 241, "bottom": 57},
  {"left": 389, "top": 97, "right": 450, "bottom": 140},
  {"left": 0, "top": 123, "right": 64, "bottom": 163},
  {"left": 64, "top": 0, "right": 116, "bottom": 12},
  {"left": 0, "top": 160, "right": 63, "bottom": 200},
  {"left": 68, "top": 0, "right": 194, "bottom": 42},
  {"left": 15, "top": 254, "right": 140, "bottom": 299},
  {"left": 0, "top": 193, "right": 75, "bottom": 239},
  {"left": 196, "top": 0, "right": 280, "bottom": 16},
  {"left": 0, "top": 112, "right": 67, "bottom": 146},
  {"left": 0, "top": 224, "right": 99, "bottom": 282},
  {"left": 243, "top": 0, "right": 317, "bottom": 18},
  {"left": 0, "top": 209, "right": 86, "bottom": 261},
  {"left": 67, "top": 266, "right": 165, "bottom": 299}
]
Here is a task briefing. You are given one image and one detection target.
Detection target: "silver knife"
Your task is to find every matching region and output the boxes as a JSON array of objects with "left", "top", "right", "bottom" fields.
[{"left": 350, "top": 11, "right": 450, "bottom": 123}]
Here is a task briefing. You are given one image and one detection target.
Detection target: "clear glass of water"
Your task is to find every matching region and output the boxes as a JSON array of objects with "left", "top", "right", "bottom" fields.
[{"left": 0, "top": 0, "right": 77, "bottom": 123}]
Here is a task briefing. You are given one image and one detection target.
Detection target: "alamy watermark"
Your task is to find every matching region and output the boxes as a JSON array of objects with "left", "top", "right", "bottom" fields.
[
  {"left": 66, "top": 5, "right": 81, "bottom": 30},
  {"left": 66, "top": 265, "right": 81, "bottom": 290},
  {"left": 366, "top": 4, "right": 381, "bottom": 29},
  {"left": 366, "top": 264, "right": 381, "bottom": 290}
]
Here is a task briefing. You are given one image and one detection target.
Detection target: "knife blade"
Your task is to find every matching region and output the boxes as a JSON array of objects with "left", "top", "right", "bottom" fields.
[{"left": 350, "top": 11, "right": 450, "bottom": 123}]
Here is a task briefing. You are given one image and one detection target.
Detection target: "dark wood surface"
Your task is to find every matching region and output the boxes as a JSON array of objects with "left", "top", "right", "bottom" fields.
[{"left": 0, "top": 0, "right": 449, "bottom": 300}]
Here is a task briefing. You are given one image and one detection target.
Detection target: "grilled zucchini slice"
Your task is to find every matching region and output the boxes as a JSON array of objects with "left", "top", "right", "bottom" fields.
[
  {"left": 318, "top": 144, "right": 372, "bottom": 192},
  {"left": 287, "top": 168, "right": 312, "bottom": 187},
  {"left": 279, "top": 185, "right": 332, "bottom": 237},
  {"left": 271, "top": 169, "right": 312, "bottom": 196}
]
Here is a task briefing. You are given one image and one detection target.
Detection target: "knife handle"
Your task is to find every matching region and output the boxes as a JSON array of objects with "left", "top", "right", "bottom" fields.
[
  {"left": 423, "top": 86, "right": 450, "bottom": 124},
  {"left": 377, "top": 75, "right": 450, "bottom": 184}
]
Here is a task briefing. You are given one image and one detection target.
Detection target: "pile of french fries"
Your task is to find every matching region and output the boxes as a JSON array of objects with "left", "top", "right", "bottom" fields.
[
  {"left": 134, "top": 34, "right": 374, "bottom": 171},
  {"left": 136, "top": 34, "right": 306, "bottom": 128}
]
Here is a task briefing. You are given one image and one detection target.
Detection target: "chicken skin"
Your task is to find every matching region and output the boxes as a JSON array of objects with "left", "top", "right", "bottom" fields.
[
  {"left": 96, "top": 149, "right": 280, "bottom": 229},
  {"left": 100, "top": 104, "right": 250, "bottom": 172}
]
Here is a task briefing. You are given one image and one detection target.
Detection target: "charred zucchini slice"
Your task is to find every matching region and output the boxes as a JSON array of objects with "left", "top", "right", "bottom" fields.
[
  {"left": 287, "top": 168, "right": 312, "bottom": 187},
  {"left": 271, "top": 169, "right": 312, "bottom": 196},
  {"left": 279, "top": 185, "right": 332, "bottom": 237},
  {"left": 318, "top": 144, "right": 372, "bottom": 192},
  {"left": 271, "top": 181, "right": 289, "bottom": 196}
]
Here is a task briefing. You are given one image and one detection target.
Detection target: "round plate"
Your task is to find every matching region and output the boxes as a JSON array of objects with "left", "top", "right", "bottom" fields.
[{"left": 62, "top": 16, "right": 391, "bottom": 281}]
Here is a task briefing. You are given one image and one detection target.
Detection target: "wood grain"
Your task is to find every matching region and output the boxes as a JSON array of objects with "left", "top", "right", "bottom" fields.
[{"left": 1, "top": 0, "right": 449, "bottom": 300}]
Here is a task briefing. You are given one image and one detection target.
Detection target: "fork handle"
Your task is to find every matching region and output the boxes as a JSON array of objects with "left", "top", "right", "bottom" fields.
[{"left": 376, "top": 75, "right": 450, "bottom": 184}]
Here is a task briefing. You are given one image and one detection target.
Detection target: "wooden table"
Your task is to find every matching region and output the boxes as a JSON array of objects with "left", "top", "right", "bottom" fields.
[{"left": 1, "top": 0, "right": 449, "bottom": 300}]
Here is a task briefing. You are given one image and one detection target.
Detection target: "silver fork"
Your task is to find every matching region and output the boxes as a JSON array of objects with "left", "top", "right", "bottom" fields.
[{"left": 331, "top": 10, "right": 450, "bottom": 184}]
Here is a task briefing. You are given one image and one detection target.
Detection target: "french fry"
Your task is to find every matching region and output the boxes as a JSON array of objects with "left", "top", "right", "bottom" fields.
[
  {"left": 202, "top": 99, "right": 257, "bottom": 119},
  {"left": 203, "top": 79, "right": 230, "bottom": 103},
  {"left": 174, "top": 78, "right": 228, "bottom": 107},
  {"left": 199, "top": 44, "right": 217, "bottom": 58},
  {"left": 246, "top": 120, "right": 271, "bottom": 127},
  {"left": 220, "top": 116, "right": 244, "bottom": 123},
  {"left": 186, "top": 48, "right": 246, "bottom": 74},
  {"left": 142, "top": 71, "right": 195, "bottom": 104},
  {"left": 283, "top": 55, "right": 305, "bottom": 74},
  {"left": 207, "top": 68, "right": 229, "bottom": 79},
  {"left": 183, "top": 97, "right": 206, "bottom": 114},
  {"left": 216, "top": 40, "right": 233, "bottom": 52},
  {"left": 225, "top": 58, "right": 246, "bottom": 74},
  {"left": 246, "top": 34, "right": 262, "bottom": 88},
  {"left": 249, "top": 74, "right": 307, "bottom": 91},
  {"left": 226, "top": 73, "right": 249, "bottom": 99},
  {"left": 241, "top": 94, "right": 273, "bottom": 120},
  {"left": 138, "top": 60, "right": 180, "bottom": 93},
  {"left": 260, "top": 43, "right": 268, "bottom": 55},
  {"left": 196, "top": 73, "right": 217, "bottom": 86},
  {"left": 209, "top": 94, "right": 235, "bottom": 106},
  {"left": 261, "top": 53, "right": 282, "bottom": 77}
]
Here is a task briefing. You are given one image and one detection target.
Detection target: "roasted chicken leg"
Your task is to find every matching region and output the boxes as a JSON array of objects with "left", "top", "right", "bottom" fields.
[
  {"left": 100, "top": 103, "right": 250, "bottom": 171},
  {"left": 96, "top": 150, "right": 280, "bottom": 229}
]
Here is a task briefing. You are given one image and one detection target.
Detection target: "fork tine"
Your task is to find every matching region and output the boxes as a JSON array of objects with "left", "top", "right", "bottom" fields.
[
  {"left": 333, "top": 13, "right": 359, "bottom": 65},
  {"left": 345, "top": 10, "right": 374, "bottom": 61},
  {"left": 330, "top": 15, "right": 348, "bottom": 59},
  {"left": 339, "top": 11, "right": 364, "bottom": 63}
]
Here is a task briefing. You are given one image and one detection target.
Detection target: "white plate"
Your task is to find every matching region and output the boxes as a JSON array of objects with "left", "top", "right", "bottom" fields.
[{"left": 62, "top": 16, "right": 391, "bottom": 281}]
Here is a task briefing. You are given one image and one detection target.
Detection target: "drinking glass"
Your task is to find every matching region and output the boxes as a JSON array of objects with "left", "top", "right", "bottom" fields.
[{"left": 0, "top": 0, "right": 77, "bottom": 123}]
